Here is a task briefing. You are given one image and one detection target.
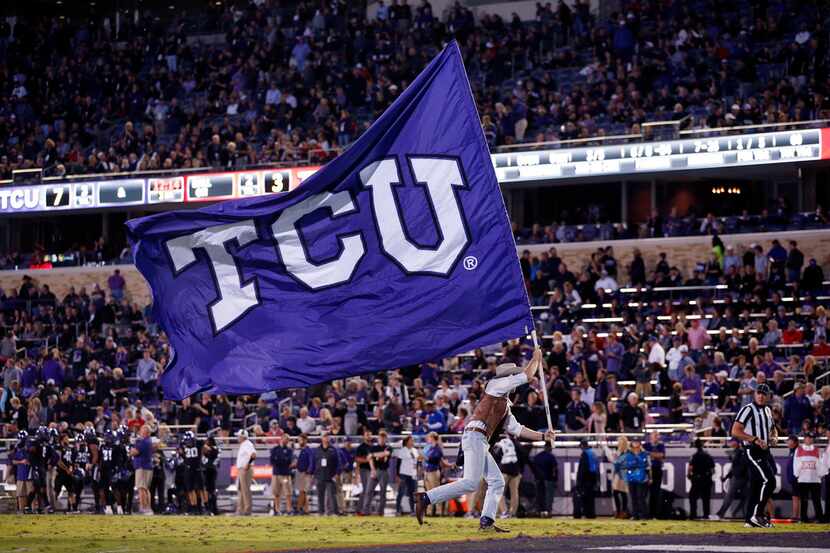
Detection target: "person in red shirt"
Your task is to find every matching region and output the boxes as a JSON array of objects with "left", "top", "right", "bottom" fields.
[
  {"left": 781, "top": 320, "right": 804, "bottom": 344},
  {"left": 811, "top": 336, "right": 830, "bottom": 356}
]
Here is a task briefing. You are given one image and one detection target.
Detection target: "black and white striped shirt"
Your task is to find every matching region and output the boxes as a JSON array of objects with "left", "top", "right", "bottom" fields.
[{"left": 735, "top": 402, "right": 773, "bottom": 445}]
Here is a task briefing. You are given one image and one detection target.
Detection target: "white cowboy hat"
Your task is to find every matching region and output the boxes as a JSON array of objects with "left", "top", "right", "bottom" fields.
[{"left": 495, "top": 363, "right": 523, "bottom": 377}]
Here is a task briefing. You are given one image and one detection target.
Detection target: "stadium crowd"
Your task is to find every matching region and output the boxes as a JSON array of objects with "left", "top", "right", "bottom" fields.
[
  {"left": 1, "top": 233, "right": 830, "bottom": 520},
  {"left": 2, "top": 0, "right": 830, "bottom": 522},
  {"left": 2, "top": 0, "right": 830, "bottom": 179}
]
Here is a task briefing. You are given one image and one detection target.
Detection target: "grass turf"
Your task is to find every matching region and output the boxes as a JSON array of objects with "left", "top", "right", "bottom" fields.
[{"left": 0, "top": 515, "right": 822, "bottom": 553}]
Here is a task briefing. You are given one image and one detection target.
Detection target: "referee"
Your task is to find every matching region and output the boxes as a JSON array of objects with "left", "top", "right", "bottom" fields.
[{"left": 731, "top": 383, "right": 777, "bottom": 528}]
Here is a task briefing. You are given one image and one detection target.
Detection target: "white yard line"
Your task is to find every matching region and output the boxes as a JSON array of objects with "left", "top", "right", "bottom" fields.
[{"left": 588, "top": 546, "right": 830, "bottom": 553}]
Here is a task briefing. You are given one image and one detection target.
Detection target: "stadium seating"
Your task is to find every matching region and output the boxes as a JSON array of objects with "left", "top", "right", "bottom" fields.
[{"left": 2, "top": 0, "right": 830, "bottom": 180}]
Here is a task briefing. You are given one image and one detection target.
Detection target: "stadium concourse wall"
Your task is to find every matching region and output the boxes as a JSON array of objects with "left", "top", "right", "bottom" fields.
[
  {"left": 518, "top": 228, "right": 830, "bottom": 280},
  {"left": 2, "top": 227, "right": 830, "bottom": 307}
]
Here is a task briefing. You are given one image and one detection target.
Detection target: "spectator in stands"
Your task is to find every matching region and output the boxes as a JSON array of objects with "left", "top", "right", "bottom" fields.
[
  {"left": 621, "top": 392, "right": 645, "bottom": 433},
  {"left": 723, "top": 246, "right": 741, "bottom": 274},
  {"left": 811, "top": 335, "right": 830, "bottom": 356},
  {"left": 761, "top": 320, "right": 782, "bottom": 347},
  {"left": 297, "top": 407, "right": 316, "bottom": 435},
  {"left": 424, "top": 400, "right": 447, "bottom": 434},
  {"left": 108, "top": 269, "right": 126, "bottom": 301},
  {"left": 565, "top": 387, "right": 590, "bottom": 432},
  {"left": 785, "top": 383, "right": 814, "bottom": 435},
  {"left": 646, "top": 335, "right": 665, "bottom": 370},
  {"left": 802, "top": 259, "right": 825, "bottom": 292},
  {"left": 687, "top": 319, "right": 710, "bottom": 355},
  {"left": 681, "top": 365, "right": 703, "bottom": 414},
  {"left": 594, "top": 270, "right": 618, "bottom": 293},
  {"left": 586, "top": 402, "right": 606, "bottom": 434},
  {"left": 136, "top": 350, "right": 159, "bottom": 402},
  {"left": 787, "top": 241, "right": 805, "bottom": 284}
]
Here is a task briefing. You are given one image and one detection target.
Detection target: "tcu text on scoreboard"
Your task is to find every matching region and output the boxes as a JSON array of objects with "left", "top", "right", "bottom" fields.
[{"left": 0, "top": 166, "right": 321, "bottom": 214}]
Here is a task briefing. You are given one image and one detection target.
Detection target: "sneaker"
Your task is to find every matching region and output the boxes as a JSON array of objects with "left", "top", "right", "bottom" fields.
[
  {"left": 499, "top": 513, "right": 510, "bottom": 520},
  {"left": 747, "top": 516, "right": 765, "bottom": 528},
  {"left": 708, "top": 514, "right": 720, "bottom": 520},
  {"left": 479, "top": 521, "right": 510, "bottom": 533}
]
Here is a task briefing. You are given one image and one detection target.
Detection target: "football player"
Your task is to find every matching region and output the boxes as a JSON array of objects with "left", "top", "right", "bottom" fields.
[
  {"left": 11, "top": 431, "right": 32, "bottom": 513},
  {"left": 202, "top": 436, "right": 220, "bottom": 515},
  {"left": 74, "top": 435, "right": 93, "bottom": 512},
  {"left": 165, "top": 449, "right": 186, "bottom": 514},
  {"left": 46, "top": 427, "right": 61, "bottom": 511},
  {"left": 83, "top": 427, "right": 103, "bottom": 513},
  {"left": 54, "top": 433, "right": 78, "bottom": 512},
  {"left": 29, "top": 426, "right": 55, "bottom": 513},
  {"left": 99, "top": 429, "right": 125, "bottom": 514},
  {"left": 116, "top": 426, "right": 136, "bottom": 514},
  {"left": 180, "top": 431, "right": 205, "bottom": 514}
]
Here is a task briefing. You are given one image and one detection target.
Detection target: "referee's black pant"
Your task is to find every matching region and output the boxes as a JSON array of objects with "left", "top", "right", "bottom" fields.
[{"left": 745, "top": 445, "right": 775, "bottom": 522}]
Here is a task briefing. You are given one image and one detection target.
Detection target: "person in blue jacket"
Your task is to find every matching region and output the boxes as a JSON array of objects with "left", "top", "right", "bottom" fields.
[
  {"left": 574, "top": 438, "right": 598, "bottom": 518},
  {"left": 425, "top": 401, "right": 447, "bottom": 434},
  {"left": 621, "top": 436, "right": 650, "bottom": 520}
]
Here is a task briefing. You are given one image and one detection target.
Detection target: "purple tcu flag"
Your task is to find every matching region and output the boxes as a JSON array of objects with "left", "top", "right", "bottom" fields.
[{"left": 126, "top": 42, "right": 533, "bottom": 399}]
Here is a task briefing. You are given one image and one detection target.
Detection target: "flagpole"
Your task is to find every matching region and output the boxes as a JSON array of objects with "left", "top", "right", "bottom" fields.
[{"left": 529, "top": 328, "right": 555, "bottom": 447}]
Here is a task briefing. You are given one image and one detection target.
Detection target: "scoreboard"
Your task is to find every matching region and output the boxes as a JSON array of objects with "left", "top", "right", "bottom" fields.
[
  {"left": 492, "top": 128, "right": 830, "bottom": 182},
  {"left": 2, "top": 126, "right": 830, "bottom": 215},
  {"left": 0, "top": 166, "right": 319, "bottom": 214}
]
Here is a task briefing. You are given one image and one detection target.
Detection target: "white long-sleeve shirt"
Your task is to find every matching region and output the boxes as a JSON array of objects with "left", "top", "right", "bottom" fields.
[
  {"left": 648, "top": 343, "right": 666, "bottom": 367},
  {"left": 794, "top": 445, "right": 821, "bottom": 484},
  {"left": 393, "top": 446, "right": 419, "bottom": 477},
  {"left": 821, "top": 445, "right": 830, "bottom": 478}
]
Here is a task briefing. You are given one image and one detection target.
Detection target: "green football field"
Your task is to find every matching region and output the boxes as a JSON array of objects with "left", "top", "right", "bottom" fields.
[{"left": 0, "top": 515, "right": 823, "bottom": 553}]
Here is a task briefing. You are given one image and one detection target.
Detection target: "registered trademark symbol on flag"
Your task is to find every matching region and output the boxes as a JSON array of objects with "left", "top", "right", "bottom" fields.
[{"left": 463, "top": 256, "right": 478, "bottom": 270}]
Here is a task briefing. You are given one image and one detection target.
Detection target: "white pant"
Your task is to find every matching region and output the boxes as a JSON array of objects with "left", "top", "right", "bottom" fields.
[{"left": 426, "top": 430, "right": 504, "bottom": 521}]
